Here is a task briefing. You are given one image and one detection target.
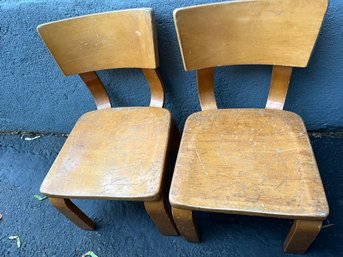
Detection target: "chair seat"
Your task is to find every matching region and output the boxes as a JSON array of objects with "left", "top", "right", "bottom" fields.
[
  {"left": 170, "top": 109, "right": 329, "bottom": 219},
  {"left": 41, "top": 107, "right": 171, "bottom": 201}
]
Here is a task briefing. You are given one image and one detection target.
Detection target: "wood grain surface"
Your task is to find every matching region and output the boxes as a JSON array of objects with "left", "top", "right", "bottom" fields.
[
  {"left": 170, "top": 109, "right": 329, "bottom": 219},
  {"left": 174, "top": 0, "right": 328, "bottom": 70},
  {"left": 38, "top": 9, "right": 158, "bottom": 75},
  {"left": 41, "top": 107, "right": 171, "bottom": 200}
]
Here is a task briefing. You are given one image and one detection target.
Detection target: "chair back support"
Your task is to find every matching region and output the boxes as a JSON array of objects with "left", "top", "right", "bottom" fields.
[
  {"left": 38, "top": 9, "right": 158, "bottom": 75},
  {"left": 38, "top": 9, "right": 164, "bottom": 109},
  {"left": 174, "top": 0, "right": 328, "bottom": 70},
  {"left": 173, "top": 0, "right": 328, "bottom": 110}
]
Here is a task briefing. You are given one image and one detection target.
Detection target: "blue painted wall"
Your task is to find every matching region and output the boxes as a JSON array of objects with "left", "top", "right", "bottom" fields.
[{"left": 0, "top": 0, "right": 342, "bottom": 133}]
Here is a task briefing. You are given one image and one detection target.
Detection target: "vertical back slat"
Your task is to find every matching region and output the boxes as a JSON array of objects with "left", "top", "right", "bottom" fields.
[
  {"left": 266, "top": 66, "right": 293, "bottom": 110},
  {"left": 79, "top": 72, "right": 111, "bottom": 110},
  {"left": 196, "top": 68, "right": 217, "bottom": 111},
  {"left": 142, "top": 69, "right": 165, "bottom": 108}
]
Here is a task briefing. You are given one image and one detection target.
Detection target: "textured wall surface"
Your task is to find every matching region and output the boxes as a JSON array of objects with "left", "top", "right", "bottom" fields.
[{"left": 0, "top": 0, "right": 343, "bottom": 133}]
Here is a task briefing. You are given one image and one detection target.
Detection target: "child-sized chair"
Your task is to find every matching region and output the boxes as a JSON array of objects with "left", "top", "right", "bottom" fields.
[
  {"left": 37, "top": 9, "right": 178, "bottom": 236},
  {"left": 170, "top": 0, "right": 329, "bottom": 253}
]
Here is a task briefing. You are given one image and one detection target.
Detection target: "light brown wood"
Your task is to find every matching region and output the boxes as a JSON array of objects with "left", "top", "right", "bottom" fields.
[
  {"left": 144, "top": 195, "right": 179, "bottom": 236},
  {"left": 170, "top": 109, "right": 329, "bottom": 219},
  {"left": 170, "top": 109, "right": 329, "bottom": 252},
  {"left": 38, "top": 10, "right": 177, "bottom": 235},
  {"left": 172, "top": 207, "right": 199, "bottom": 242},
  {"left": 173, "top": 0, "right": 328, "bottom": 71},
  {"left": 142, "top": 116, "right": 179, "bottom": 236},
  {"left": 172, "top": 0, "right": 329, "bottom": 251},
  {"left": 79, "top": 71, "right": 111, "bottom": 110},
  {"left": 283, "top": 220, "right": 322, "bottom": 254},
  {"left": 266, "top": 66, "right": 293, "bottom": 110},
  {"left": 196, "top": 68, "right": 217, "bottom": 111},
  {"left": 50, "top": 198, "right": 96, "bottom": 230},
  {"left": 37, "top": 9, "right": 158, "bottom": 75},
  {"left": 41, "top": 107, "right": 171, "bottom": 200},
  {"left": 38, "top": 10, "right": 163, "bottom": 110},
  {"left": 142, "top": 68, "right": 164, "bottom": 107}
]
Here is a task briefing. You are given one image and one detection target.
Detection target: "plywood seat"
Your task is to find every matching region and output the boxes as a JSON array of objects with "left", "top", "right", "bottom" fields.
[
  {"left": 170, "top": 109, "right": 328, "bottom": 219},
  {"left": 41, "top": 107, "right": 171, "bottom": 200}
]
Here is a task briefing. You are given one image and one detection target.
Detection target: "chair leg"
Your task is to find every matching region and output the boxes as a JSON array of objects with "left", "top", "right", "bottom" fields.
[
  {"left": 172, "top": 207, "right": 199, "bottom": 242},
  {"left": 144, "top": 195, "right": 179, "bottom": 236},
  {"left": 50, "top": 198, "right": 96, "bottom": 230},
  {"left": 283, "top": 220, "right": 322, "bottom": 254}
]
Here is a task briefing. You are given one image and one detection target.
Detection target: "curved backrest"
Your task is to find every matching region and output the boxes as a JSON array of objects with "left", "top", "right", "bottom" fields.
[
  {"left": 38, "top": 9, "right": 158, "bottom": 75},
  {"left": 37, "top": 9, "right": 165, "bottom": 109},
  {"left": 174, "top": 0, "right": 328, "bottom": 71}
]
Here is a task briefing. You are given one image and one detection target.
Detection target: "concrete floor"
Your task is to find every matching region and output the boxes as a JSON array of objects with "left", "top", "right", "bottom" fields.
[{"left": 0, "top": 134, "right": 342, "bottom": 256}]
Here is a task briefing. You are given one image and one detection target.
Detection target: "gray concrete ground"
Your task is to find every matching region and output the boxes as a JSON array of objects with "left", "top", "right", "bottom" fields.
[{"left": 0, "top": 134, "right": 342, "bottom": 256}]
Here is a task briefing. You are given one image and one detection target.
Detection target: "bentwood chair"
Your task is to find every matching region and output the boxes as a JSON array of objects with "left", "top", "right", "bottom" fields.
[
  {"left": 170, "top": 0, "right": 329, "bottom": 253},
  {"left": 37, "top": 9, "right": 178, "bottom": 236}
]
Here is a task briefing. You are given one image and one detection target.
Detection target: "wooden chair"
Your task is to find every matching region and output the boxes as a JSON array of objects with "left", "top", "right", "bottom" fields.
[
  {"left": 170, "top": 0, "right": 329, "bottom": 253},
  {"left": 37, "top": 9, "right": 178, "bottom": 236}
]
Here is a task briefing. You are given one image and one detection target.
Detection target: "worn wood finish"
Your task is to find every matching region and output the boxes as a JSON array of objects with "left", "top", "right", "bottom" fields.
[
  {"left": 266, "top": 66, "right": 293, "bottom": 110},
  {"left": 79, "top": 71, "right": 111, "bottom": 110},
  {"left": 41, "top": 107, "right": 171, "bottom": 200},
  {"left": 38, "top": 10, "right": 177, "bottom": 235},
  {"left": 37, "top": 9, "right": 158, "bottom": 75},
  {"left": 143, "top": 116, "right": 179, "bottom": 236},
  {"left": 142, "top": 68, "right": 164, "bottom": 107},
  {"left": 283, "top": 220, "right": 322, "bottom": 254},
  {"left": 50, "top": 198, "right": 96, "bottom": 230},
  {"left": 172, "top": 0, "right": 329, "bottom": 251},
  {"left": 170, "top": 109, "right": 329, "bottom": 219},
  {"left": 144, "top": 195, "right": 179, "bottom": 236},
  {"left": 172, "top": 207, "right": 199, "bottom": 242},
  {"left": 173, "top": 0, "right": 328, "bottom": 71},
  {"left": 196, "top": 68, "right": 217, "bottom": 111}
]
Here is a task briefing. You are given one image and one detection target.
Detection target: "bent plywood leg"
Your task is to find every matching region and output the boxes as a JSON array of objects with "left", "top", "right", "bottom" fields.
[
  {"left": 172, "top": 207, "right": 199, "bottom": 242},
  {"left": 283, "top": 220, "right": 322, "bottom": 254},
  {"left": 50, "top": 198, "right": 96, "bottom": 230},
  {"left": 144, "top": 196, "right": 179, "bottom": 236}
]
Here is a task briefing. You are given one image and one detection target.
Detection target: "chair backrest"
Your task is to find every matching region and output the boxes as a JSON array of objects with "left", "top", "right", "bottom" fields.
[
  {"left": 38, "top": 9, "right": 164, "bottom": 109},
  {"left": 173, "top": 0, "right": 328, "bottom": 110}
]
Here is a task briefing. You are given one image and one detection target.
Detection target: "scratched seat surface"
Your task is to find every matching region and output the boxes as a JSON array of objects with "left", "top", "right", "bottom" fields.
[
  {"left": 40, "top": 107, "right": 171, "bottom": 200},
  {"left": 170, "top": 109, "right": 329, "bottom": 219}
]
